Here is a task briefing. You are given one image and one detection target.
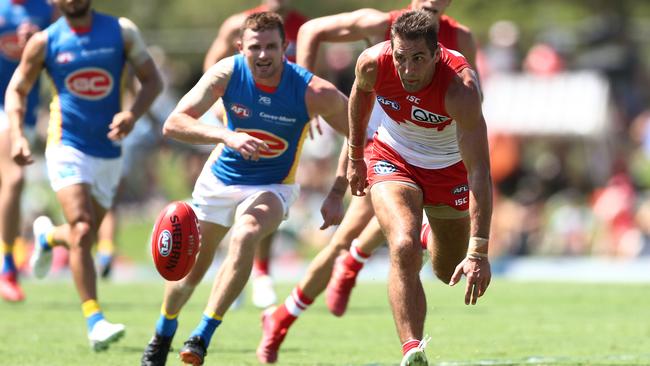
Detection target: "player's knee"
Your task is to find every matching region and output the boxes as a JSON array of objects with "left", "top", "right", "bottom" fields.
[
  {"left": 70, "top": 220, "right": 95, "bottom": 249},
  {"left": 390, "top": 237, "right": 421, "bottom": 270}
]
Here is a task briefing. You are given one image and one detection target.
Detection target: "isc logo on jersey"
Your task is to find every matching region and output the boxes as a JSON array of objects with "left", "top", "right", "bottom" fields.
[
  {"left": 65, "top": 67, "right": 113, "bottom": 100},
  {"left": 0, "top": 32, "right": 22, "bottom": 61},
  {"left": 235, "top": 128, "right": 288, "bottom": 158},
  {"left": 410, "top": 105, "right": 452, "bottom": 131}
]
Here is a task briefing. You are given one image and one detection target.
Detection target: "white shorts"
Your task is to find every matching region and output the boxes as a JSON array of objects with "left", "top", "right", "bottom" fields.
[
  {"left": 191, "top": 162, "right": 300, "bottom": 227},
  {"left": 45, "top": 144, "right": 122, "bottom": 209}
]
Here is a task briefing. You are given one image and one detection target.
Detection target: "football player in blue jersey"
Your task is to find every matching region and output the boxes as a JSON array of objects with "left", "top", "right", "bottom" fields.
[
  {"left": 5, "top": 0, "right": 162, "bottom": 351},
  {"left": 0, "top": 0, "right": 57, "bottom": 303},
  {"left": 140, "top": 12, "right": 349, "bottom": 366}
]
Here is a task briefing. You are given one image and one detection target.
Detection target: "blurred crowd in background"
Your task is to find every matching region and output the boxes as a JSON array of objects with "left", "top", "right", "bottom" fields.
[{"left": 15, "top": 1, "right": 650, "bottom": 271}]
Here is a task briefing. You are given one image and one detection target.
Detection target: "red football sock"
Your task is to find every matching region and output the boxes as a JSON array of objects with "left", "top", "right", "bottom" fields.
[
  {"left": 420, "top": 223, "right": 431, "bottom": 250},
  {"left": 253, "top": 258, "right": 270, "bottom": 277},
  {"left": 279, "top": 286, "right": 314, "bottom": 326},
  {"left": 402, "top": 339, "right": 420, "bottom": 355},
  {"left": 344, "top": 245, "right": 369, "bottom": 272}
]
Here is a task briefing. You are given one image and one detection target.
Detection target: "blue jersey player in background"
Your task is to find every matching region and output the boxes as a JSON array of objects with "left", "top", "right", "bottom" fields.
[
  {"left": 141, "top": 12, "right": 350, "bottom": 366},
  {"left": 0, "top": 0, "right": 56, "bottom": 303},
  {"left": 5, "top": 0, "right": 162, "bottom": 351}
]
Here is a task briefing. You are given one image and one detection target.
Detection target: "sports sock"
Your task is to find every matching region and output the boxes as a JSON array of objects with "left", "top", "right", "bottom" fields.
[
  {"left": 344, "top": 240, "right": 370, "bottom": 272},
  {"left": 97, "top": 239, "right": 115, "bottom": 256},
  {"left": 420, "top": 222, "right": 431, "bottom": 250},
  {"left": 276, "top": 286, "right": 313, "bottom": 329},
  {"left": 82, "top": 299, "right": 105, "bottom": 331},
  {"left": 155, "top": 305, "right": 179, "bottom": 338},
  {"left": 38, "top": 230, "right": 55, "bottom": 250},
  {"left": 253, "top": 258, "right": 270, "bottom": 277},
  {"left": 402, "top": 339, "right": 421, "bottom": 355},
  {"left": 1, "top": 240, "right": 16, "bottom": 274},
  {"left": 189, "top": 311, "right": 222, "bottom": 348}
]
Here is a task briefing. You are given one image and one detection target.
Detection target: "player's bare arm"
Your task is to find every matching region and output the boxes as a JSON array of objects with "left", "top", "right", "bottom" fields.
[
  {"left": 108, "top": 17, "right": 163, "bottom": 141},
  {"left": 296, "top": 8, "right": 390, "bottom": 71},
  {"left": 5, "top": 30, "right": 47, "bottom": 165},
  {"left": 203, "top": 13, "right": 246, "bottom": 72},
  {"left": 164, "top": 57, "right": 269, "bottom": 159},
  {"left": 320, "top": 140, "right": 349, "bottom": 230},
  {"left": 455, "top": 25, "right": 478, "bottom": 71},
  {"left": 446, "top": 68, "right": 493, "bottom": 305},
  {"left": 347, "top": 46, "right": 379, "bottom": 196},
  {"left": 305, "top": 75, "right": 349, "bottom": 136}
]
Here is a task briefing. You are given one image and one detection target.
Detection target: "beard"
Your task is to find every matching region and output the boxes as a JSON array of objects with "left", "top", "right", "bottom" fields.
[{"left": 61, "top": 0, "right": 92, "bottom": 19}]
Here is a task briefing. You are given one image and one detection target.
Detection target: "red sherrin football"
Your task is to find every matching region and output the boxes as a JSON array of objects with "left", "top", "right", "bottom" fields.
[{"left": 151, "top": 201, "right": 200, "bottom": 281}]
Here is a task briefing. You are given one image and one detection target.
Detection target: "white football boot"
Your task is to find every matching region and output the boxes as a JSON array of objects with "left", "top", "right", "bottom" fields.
[
  {"left": 88, "top": 319, "right": 126, "bottom": 351},
  {"left": 252, "top": 274, "right": 277, "bottom": 309},
  {"left": 30, "top": 216, "right": 54, "bottom": 279},
  {"left": 400, "top": 336, "right": 431, "bottom": 366}
]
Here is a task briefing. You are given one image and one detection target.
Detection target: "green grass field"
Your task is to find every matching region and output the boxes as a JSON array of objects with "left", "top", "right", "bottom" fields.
[{"left": 1, "top": 280, "right": 649, "bottom": 365}]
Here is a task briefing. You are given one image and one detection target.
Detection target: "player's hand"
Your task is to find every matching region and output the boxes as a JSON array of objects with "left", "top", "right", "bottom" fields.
[
  {"left": 319, "top": 190, "right": 345, "bottom": 229},
  {"left": 11, "top": 135, "right": 33, "bottom": 166},
  {"left": 449, "top": 257, "right": 492, "bottom": 305},
  {"left": 108, "top": 111, "right": 136, "bottom": 141},
  {"left": 16, "top": 22, "right": 40, "bottom": 47},
  {"left": 347, "top": 159, "right": 367, "bottom": 196},
  {"left": 224, "top": 131, "right": 269, "bottom": 161},
  {"left": 307, "top": 116, "right": 323, "bottom": 140}
]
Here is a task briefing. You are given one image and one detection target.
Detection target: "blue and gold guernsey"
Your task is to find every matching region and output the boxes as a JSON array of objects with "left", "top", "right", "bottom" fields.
[
  {"left": 0, "top": 0, "right": 53, "bottom": 126},
  {"left": 44, "top": 12, "right": 125, "bottom": 158},
  {"left": 212, "top": 55, "right": 313, "bottom": 185}
]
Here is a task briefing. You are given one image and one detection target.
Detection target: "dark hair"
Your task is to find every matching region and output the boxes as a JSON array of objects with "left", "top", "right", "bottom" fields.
[
  {"left": 390, "top": 10, "right": 438, "bottom": 55},
  {"left": 241, "top": 12, "right": 286, "bottom": 43}
]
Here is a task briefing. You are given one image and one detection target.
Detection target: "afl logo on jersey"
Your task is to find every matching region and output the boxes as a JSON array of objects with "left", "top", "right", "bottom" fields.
[
  {"left": 65, "top": 67, "right": 113, "bottom": 100},
  {"left": 0, "top": 32, "right": 22, "bottom": 61},
  {"left": 235, "top": 128, "right": 288, "bottom": 158},
  {"left": 230, "top": 103, "right": 251, "bottom": 119}
]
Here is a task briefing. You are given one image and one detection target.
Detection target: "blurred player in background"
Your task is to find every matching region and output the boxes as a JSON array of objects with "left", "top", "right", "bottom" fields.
[
  {"left": 140, "top": 12, "right": 349, "bottom": 366},
  {"left": 6, "top": 0, "right": 162, "bottom": 350},
  {"left": 346, "top": 10, "right": 492, "bottom": 365},
  {"left": 0, "top": 0, "right": 56, "bottom": 303},
  {"left": 201, "top": 0, "right": 309, "bottom": 309},
  {"left": 256, "top": 0, "right": 479, "bottom": 362}
]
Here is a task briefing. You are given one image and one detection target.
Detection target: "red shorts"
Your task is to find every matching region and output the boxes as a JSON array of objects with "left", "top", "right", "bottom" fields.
[
  {"left": 363, "top": 139, "right": 374, "bottom": 162},
  {"left": 367, "top": 139, "right": 469, "bottom": 211}
]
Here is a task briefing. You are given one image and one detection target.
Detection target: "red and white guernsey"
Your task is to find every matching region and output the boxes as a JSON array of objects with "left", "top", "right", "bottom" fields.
[
  {"left": 372, "top": 41, "right": 469, "bottom": 169},
  {"left": 366, "top": 12, "right": 467, "bottom": 142}
]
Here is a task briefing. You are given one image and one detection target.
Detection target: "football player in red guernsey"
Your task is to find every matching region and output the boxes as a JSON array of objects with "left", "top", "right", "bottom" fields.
[
  {"left": 346, "top": 10, "right": 492, "bottom": 365},
  {"left": 256, "top": 2, "right": 481, "bottom": 364}
]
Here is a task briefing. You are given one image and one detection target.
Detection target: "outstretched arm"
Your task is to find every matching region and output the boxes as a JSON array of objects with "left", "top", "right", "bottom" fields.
[
  {"left": 446, "top": 68, "right": 493, "bottom": 305},
  {"left": 296, "top": 8, "right": 390, "bottom": 72},
  {"left": 5, "top": 31, "right": 47, "bottom": 165},
  {"left": 346, "top": 46, "right": 379, "bottom": 196}
]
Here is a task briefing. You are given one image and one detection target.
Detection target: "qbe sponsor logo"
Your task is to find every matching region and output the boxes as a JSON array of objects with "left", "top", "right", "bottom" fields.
[
  {"left": 373, "top": 160, "right": 398, "bottom": 175},
  {"left": 65, "top": 67, "right": 113, "bottom": 100},
  {"left": 411, "top": 106, "right": 449, "bottom": 124}
]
